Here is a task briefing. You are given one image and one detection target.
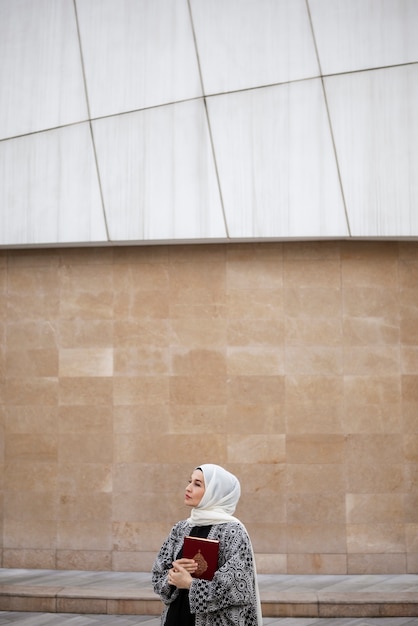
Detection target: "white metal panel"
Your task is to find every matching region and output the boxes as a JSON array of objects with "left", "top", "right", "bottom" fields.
[
  {"left": 0, "top": 0, "right": 88, "bottom": 140},
  {"left": 76, "top": 0, "right": 202, "bottom": 119},
  {"left": 190, "top": 0, "right": 320, "bottom": 95},
  {"left": 325, "top": 65, "right": 418, "bottom": 238},
  {"left": 0, "top": 124, "right": 108, "bottom": 246},
  {"left": 207, "top": 80, "right": 348, "bottom": 239},
  {"left": 309, "top": 0, "right": 418, "bottom": 75},
  {"left": 92, "top": 100, "right": 226, "bottom": 242}
]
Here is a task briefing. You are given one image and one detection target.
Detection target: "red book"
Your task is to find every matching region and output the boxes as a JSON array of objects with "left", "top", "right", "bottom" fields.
[{"left": 183, "top": 536, "right": 220, "bottom": 581}]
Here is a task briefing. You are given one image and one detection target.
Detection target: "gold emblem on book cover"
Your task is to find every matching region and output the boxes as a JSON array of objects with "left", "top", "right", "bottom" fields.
[{"left": 193, "top": 550, "right": 208, "bottom": 576}]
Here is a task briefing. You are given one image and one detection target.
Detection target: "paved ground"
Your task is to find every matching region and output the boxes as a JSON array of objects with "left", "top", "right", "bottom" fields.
[{"left": 0, "top": 613, "right": 417, "bottom": 625}]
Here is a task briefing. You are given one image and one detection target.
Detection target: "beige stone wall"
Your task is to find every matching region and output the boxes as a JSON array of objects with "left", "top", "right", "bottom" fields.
[{"left": 0, "top": 241, "right": 417, "bottom": 575}]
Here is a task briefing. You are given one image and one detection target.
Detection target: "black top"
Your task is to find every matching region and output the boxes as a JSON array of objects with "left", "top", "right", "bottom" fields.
[{"left": 164, "top": 525, "right": 212, "bottom": 626}]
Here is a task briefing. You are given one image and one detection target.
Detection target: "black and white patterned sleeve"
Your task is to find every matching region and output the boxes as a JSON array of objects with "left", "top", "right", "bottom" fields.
[
  {"left": 151, "top": 521, "right": 184, "bottom": 605},
  {"left": 188, "top": 523, "right": 257, "bottom": 619}
]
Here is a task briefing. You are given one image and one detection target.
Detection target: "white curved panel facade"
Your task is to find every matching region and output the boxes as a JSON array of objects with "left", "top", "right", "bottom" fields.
[
  {"left": 0, "top": 0, "right": 417, "bottom": 247},
  {"left": 207, "top": 80, "right": 348, "bottom": 238},
  {"left": 92, "top": 100, "right": 226, "bottom": 241},
  {"left": 76, "top": 0, "right": 202, "bottom": 118},
  {"left": 325, "top": 65, "right": 418, "bottom": 237},
  {"left": 0, "top": 124, "right": 107, "bottom": 246},
  {"left": 190, "top": 0, "right": 320, "bottom": 94},
  {"left": 310, "top": 0, "right": 418, "bottom": 75},
  {"left": 0, "top": 0, "right": 88, "bottom": 140}
]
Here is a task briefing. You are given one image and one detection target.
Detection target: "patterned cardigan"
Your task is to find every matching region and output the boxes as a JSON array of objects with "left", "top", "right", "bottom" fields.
[{"left": 152, "top": 519, "right": 260, "bottom": 626}]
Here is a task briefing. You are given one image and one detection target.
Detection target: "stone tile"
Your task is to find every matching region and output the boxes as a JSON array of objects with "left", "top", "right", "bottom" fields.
[
  {"left": 58, "top": 378, "right": 113, "bottom": 407},
  {"left": 248, "top": 523, "right": 287, "bottom": 555},
  {"left": 285, "top": 319, "right": 343, "bottom": 347},
  {"left": 286, "top": 465, "right": 345, "bottom": 494},
  {"left": 3, "top": 520, "right": 57, "bottom": 550},
  {"left": 5, "top": 434, "right": 57, "bottom": 462},
  {"left": 6, "top": 350, "right": 58, "bottom": 377},
  {"left": 287, "top": 554, "right": 347, "bottom": 575},
  {"left": 4, "top": 378, "right": 58, "bottom": 407},
  {"left": 4, "top": 491, "right": 57, "bottom": 522},
  {"left": 346, "top": 463, "right": 404, "bottom": 494},
  {"left": 285, "top": 286, "right": 341, "bottom": 318},
  {"left": 286, "top": 347, "right": 342, "bottom": 375},
  {"left": 286, "top": 435, "right": 345, "bottom": 464},
  {"left": 2, "top": 550, "right": 56, "bottom": 570},
  {"left": 59, "top": 349, "right": 113, "bottom": 377},
  {"left": 56, "top": 597, "right": 107, "bottom": 614},
  {"left": 286, "top": 524, "right": 347, "bottom": 553},
  {"left": 227, "top": 289, "right": 283, "bottom": 320},
  {"left": 286, "top": 493, "right": 346, "bottom": 525},
  {"left": 57, "top": 521, "right": 112, "bottom": 551},
  {"left": 58, "top": 320, "right": 114, "bottom": 350},
  {"left": 347, "top": 494, "right": 405, "bottom": 524},
  {"left": 58, "top": 434, "right": 113, "bottom": 464},
  {"left": 0, "top": 587, "right": 57, "bottom": 613},
  {"left": 107, "top": 599, "right": 162, "bottom": 616},
  {"left": 4, "top": 462, "right": 58, "bottom": 492},
  {"left": 57, "top": 463, "right": 112, "bottom": 494},
  {"left": 228, "top": 434, "right": 285, "bottom": 465},
  {"left": 227, "top": 375, "right": 284, "bottom": 405},
  {"left": 348, "top": 553, "right": 407, "bottom": 575},
  {"left": 56, "top": 551, "right": 112, "bottom": 572},
  {"left": 256, "top": 554, "right": 287, "bottom": 575},
  {"left": 347, "top": 524, "right": 406, "bottom": 554},
  {"left": 284, "top": 259, "right": 341, "bottom": 289},
  {"left": 4, "top": 406, "right": 58, "bottom": 435},
  {"left": 113, "top": 377, "right": 169, "bottom": 406}
]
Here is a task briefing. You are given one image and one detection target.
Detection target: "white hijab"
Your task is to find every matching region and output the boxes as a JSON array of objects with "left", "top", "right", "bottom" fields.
[
  {"left": 187, "top": 464, "right": 263, "bottom": 626},
  {"left": 187, "top": 464, "right": 241, "bottom": 526}
]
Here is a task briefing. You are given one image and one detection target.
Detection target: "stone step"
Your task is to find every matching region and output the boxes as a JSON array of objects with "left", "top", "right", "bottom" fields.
[{"left": 0, "top": 570, "right": 417, "bottom": 619}]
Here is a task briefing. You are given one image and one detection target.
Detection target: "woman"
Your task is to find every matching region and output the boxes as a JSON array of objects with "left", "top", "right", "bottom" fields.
[{"left": 152, "top": 463, "right": 263, "bottom": 626}]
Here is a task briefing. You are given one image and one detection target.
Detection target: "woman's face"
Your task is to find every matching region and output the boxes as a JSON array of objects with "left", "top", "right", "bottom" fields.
[{"left": 184, "top": 468, "right": 205, "bottom": 508}]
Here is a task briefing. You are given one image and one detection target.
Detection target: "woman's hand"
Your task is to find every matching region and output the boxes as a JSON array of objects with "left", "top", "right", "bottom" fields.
[
  {"left": 168, "top": 562, "right": 194, "bottom": 589},
  {"left": 173, "top": 558, "right": 198, "bottom": 574}
]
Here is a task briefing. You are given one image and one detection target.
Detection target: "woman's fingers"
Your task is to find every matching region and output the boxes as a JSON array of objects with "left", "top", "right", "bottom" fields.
[
  {"left": 173, "top": 558, "right": 198, "bottom": 573},
  {"left": 168, "top": 563, "right": 193, "bottom": 589}
]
